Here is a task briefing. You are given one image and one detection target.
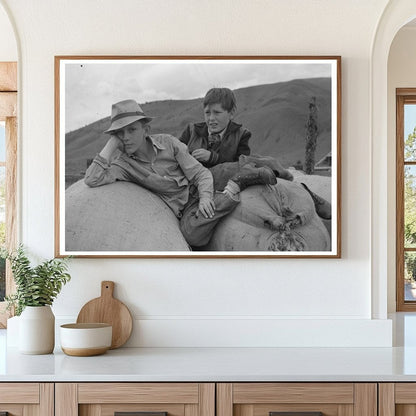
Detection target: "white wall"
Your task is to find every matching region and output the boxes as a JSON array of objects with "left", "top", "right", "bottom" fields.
[
  {"left": 0, "top": 2, "right": 16, "bottom": 61},
  {"left": 0, "top": 0, "right": 394, "bottom": 347},
  {"left": 387, "top": 26, "right": 416, "bottom": 312}
]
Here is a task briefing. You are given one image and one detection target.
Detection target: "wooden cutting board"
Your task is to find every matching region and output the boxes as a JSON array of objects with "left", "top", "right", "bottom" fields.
[{"left": 76, "top": 281, "right": 133, "bottom": 349}]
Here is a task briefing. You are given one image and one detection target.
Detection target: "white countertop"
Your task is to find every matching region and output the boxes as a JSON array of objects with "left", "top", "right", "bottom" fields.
[
  {"left": 2, "top": 345, "right": 416, "bottom": 382},
  {"left": 3, "top": 313, "right": 416, "bottom": 382}
]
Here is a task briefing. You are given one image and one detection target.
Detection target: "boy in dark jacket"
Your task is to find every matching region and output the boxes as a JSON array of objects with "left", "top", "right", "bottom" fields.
[
  {"left": 180, "top": 88, "right": 250, "bottom": 167},
  {"left": 180, "top": 87, "right": 331, "bottom": 220},
  {"left": 180, "top": 88, "right": 293, "bottom": 182}
]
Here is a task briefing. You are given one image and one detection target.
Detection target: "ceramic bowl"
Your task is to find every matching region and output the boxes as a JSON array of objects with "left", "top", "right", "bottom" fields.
[{"left": 60, "top": 323, "right": 112, "bottom": 356}]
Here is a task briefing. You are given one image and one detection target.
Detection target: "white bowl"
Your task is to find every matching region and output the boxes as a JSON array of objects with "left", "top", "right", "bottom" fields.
[{"left": 60, "top": 323, "right": 112, "bottom": 356}]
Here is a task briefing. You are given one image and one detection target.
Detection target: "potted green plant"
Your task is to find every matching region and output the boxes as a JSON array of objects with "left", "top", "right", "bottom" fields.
[{"left": 3, "top": 245, "right": 71, "bottom": 354}]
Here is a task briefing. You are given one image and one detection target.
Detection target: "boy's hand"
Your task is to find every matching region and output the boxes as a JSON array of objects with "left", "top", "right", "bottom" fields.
[
  {"left": 192, "top": 149, "right": 211, "bottom": 163},
  {"left": 99, "top": 135, "right": 123, "bottom": 160},
  {"left": 196, "top": 197, "right": 215, "bottom": 219},
  {"left": 108, "top": 134, "right": 124, "bottom": 151}
]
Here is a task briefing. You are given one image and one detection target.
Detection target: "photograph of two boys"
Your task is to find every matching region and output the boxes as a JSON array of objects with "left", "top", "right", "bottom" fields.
[{"left": 58, "top": 57, "right": 339, "bottom": 257}]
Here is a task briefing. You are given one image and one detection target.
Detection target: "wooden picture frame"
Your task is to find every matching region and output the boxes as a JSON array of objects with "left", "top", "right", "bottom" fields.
[{"left": 55, "top": 56, "right": 341, "bottom": 258}]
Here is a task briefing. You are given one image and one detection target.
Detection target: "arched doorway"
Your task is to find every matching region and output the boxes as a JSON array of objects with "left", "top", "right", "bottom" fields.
[{"left": 371, "top": 0, "right": 416, "bottom": 318}]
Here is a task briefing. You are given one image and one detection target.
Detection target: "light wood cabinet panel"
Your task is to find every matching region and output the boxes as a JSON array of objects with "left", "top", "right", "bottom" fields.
[
  {"left": 56, "top": 383, "right": 78, "bottom": 416},
  {"left": 379, "top": 383, "right": 395, "bottom": 416},
  {"left": 57, "top": 383, "right": 215, "bottom": 416},
  {"left": 217, "top": 383, "right": 233, "bottom": 416},
  {"left": 0, "top": 379, "right": 398, "bottom": 415},
  {"left": 78, "top": 383, "right": 199, "bottom": 403},
  {"left": 218, "top": 383, "right": 376, "bottom": 416},
  {"left": 199, "top": 382, "right": 215, "bottom": 416},
  {"left": 354, "top": 383, "right": 377, "bottom": 416},
  {"left": 395, "top": 383, "right": 416, "bottom": 404},
  {"left": 337, "top": 404, "right": 354, "bottom": 416},
  {"left": 0, "top": 382, "right": 53, "bottom": 416},
  {"left": 377, "top": 383, "right": 416, "bottom": 416},
  {"left": 185, "top": 403, "right": 199, "bottom": 416},
  {"left": 39, "top": 383, "right": 54, "bottom": 416},
  {"left": 233, "top": 383, "right": 354, "bottom": 403},
  {"left": 80, "top": 403, "right": 185, "bottom": 416},
  {"left": 0, "top": 383, "right": 39, "bottom": 403}
]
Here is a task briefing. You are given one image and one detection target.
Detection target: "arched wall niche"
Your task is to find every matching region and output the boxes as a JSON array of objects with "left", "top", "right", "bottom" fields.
[{"left": 371, "top": 0, "right": 416, "bottom": 318}]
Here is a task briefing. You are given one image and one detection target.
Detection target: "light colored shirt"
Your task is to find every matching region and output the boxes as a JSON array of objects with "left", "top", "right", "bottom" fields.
[{"left": 84, "top": 134, "right": 213, "bottom": 217}]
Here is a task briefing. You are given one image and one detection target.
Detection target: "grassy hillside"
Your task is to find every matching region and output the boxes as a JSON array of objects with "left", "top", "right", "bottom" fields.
[{"left": 65, "top": 77, "right": 332, "bottom": 184}]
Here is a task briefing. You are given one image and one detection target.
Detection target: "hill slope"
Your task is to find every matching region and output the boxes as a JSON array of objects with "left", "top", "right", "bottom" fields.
[{"left": 65, "top": 78, "right": 332, "bottom": 182}]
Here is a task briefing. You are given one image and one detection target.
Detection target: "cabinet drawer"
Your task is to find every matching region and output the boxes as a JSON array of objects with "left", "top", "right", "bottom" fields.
[
  {"left": 218, "top": 383, "right": 376, "bottom": 416},
  {"left": 0, "top": 383, "right": 53, "bottom": 416},
  {"left": 56, "top": 383, "right": 215, "bottom": 416},
  {"left": 78, "top": 383, "right": 200, "bottom": 403},
  {"left": 0, "top": 383, "right": 39, "bottom": 403}
]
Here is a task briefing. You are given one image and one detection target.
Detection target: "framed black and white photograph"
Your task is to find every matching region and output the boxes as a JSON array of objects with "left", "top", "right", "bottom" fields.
[{"left": 55, "top": 56, "right": 341, "bottom": 258}]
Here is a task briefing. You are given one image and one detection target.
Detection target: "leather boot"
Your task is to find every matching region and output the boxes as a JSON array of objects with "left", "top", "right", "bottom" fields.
[
  {"left": 301, "top": 183, "right": 332, "bottom": 220},
  {"left": 240, "top": 154, "right": 294, "bottom": 181},
  {"left": 230, "top": 165, "right": 277, "bottom": 191}
]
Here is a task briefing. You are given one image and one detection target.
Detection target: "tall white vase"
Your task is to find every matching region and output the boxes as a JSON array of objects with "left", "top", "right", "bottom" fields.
[{"left": 19, "top": 306, "right": 55, "bottom": 354}]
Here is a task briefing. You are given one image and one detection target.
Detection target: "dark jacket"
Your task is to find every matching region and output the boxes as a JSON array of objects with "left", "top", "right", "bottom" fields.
[{"left": 179, "top": 121, "right": 251, "bottom": 167}]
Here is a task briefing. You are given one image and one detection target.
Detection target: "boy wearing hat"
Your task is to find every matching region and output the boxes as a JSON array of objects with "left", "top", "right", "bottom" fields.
[{"left": 84, "top": 99, "right": 276, "bottom": 248}]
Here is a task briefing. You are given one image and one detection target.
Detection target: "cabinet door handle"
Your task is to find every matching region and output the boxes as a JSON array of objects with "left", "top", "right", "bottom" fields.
[
  {"left": 115, "top": 412, "right": 168, "bottom": 416},
  {"left": 270, "top": 413, "right": 323, "bottom": 416}
]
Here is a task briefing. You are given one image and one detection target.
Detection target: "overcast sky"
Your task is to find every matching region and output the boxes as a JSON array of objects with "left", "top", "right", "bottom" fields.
[{"left": 63, "top": 59, "right": 332, "bottom": 132}]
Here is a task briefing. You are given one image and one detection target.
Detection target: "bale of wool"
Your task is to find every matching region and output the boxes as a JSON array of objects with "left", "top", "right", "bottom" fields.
[
  {"left": 207, "top": 177, "right": 331, "bottom": 252},
  {"left": 290, "top": 168, "right": 332, "bottom": 236},
  {"left": 65, "top": 180, "right": 189, "bottom": 252},
  {"left": 65, "top": 171, "right": 332, "bottom": 253}
]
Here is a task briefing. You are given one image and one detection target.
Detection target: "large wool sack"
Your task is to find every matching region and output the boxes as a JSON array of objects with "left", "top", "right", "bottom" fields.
[
  {"left": 65, "top": 180, "right": 189, "bottom": 252},
  {"left": 290, "top": 169, "right": 331, "bottom": 200},
  {"left": 207, "top": 178, "right": 331, "bottom": 252},
  {"left": 290, "top": 168, "right": 332, "bottom": 236}
]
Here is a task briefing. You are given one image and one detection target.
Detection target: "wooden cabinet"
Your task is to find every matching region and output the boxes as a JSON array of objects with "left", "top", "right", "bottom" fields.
[
  {"left": 53, "top": 382, "right": 379, "bottom": 416},
  {"left": 217, "top": 383, "right": 377, "bottom": 416},
  {"left": 379, "top": 383, "right": 416, "bottom": 416},
  {"left": 55, "top": 383, "right": 215, "bottom": 416},
  {"left": 0, "top": 383, "right": 53, "bottom": 415},
  {"left": 0, "top": 381, "right": 409, "bottom": 416}
]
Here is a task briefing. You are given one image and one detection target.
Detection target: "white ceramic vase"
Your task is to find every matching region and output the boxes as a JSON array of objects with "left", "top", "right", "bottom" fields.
[{"left": 18, "top": 305, "right": 55, "bottom": 354}]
